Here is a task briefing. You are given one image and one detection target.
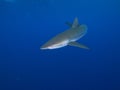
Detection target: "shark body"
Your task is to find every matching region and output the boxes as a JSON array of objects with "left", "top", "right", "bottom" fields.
[{"left": 40, "top": 17, "right": 89, "bottom": 50}]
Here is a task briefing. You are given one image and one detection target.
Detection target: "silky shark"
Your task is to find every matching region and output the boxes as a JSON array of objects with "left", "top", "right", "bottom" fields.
[{"left": 40, "top": 17, "right": 89, "bottom": 50}]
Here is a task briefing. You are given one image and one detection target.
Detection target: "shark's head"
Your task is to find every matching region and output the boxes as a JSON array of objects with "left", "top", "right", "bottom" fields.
[
  {"left": 40, "top": 39, "right": 69, "bottom": 50},
  {"left": 40, "top": 41, "right": 54, "bottom": 50}
]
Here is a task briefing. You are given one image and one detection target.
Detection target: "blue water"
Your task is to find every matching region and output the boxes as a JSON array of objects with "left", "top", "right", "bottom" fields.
[{"left": 0, "top": 0, "right": 120, "bottom": 90}]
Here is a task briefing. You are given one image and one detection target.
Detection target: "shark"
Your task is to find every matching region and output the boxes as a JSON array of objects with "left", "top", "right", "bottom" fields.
[{"left": 40, "top": 17, "right": 89, "bottom": 50}]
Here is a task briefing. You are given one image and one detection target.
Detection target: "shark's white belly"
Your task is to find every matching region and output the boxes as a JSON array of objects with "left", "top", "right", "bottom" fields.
[{"left": 47, "top": 40, "right": 69, "bottom": 49}]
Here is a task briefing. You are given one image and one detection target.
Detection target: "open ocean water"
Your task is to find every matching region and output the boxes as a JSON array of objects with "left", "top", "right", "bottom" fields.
[{"left": 0, "top": 0, "right": 120, "bottom": 90}]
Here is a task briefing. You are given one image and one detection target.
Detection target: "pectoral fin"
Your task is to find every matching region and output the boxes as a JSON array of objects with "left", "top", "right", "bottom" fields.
[{"left": 68, "top": 42, "right": 89, "bottom": 49}]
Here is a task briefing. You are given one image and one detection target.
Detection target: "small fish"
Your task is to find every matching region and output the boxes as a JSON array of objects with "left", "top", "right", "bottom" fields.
[{"left": 40, "top": 17, "right": 89, "bottom": 50}]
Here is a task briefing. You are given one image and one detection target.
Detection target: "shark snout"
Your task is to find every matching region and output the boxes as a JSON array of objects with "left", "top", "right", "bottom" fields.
[
  {"left": 40, "top": 42, "right": 55, "bottom": 49},
  {"left": 40, "top": 47, "right": 47, "bottom": 50},
  {"left": 40, "top": 44, "right": 49, "bottom": 50}
]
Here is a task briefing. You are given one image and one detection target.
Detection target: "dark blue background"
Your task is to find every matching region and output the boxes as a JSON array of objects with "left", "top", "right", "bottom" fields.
[{"left": 0, "top": 0, "right": 120, "bottom": 90}]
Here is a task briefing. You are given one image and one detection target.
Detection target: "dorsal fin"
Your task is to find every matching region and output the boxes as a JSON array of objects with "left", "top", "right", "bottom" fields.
[{"left": 72, "top": 17, "right": 79, "bottom": 28}]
